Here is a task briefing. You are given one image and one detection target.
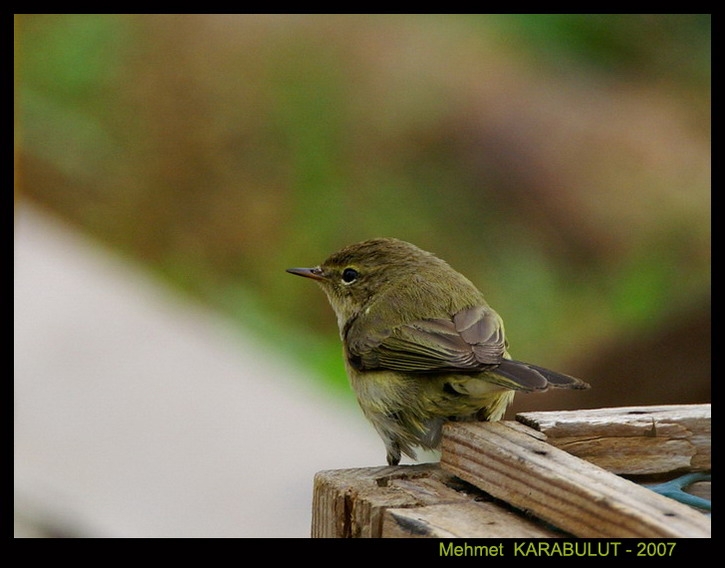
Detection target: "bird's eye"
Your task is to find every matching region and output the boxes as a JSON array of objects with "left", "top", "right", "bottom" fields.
[{"left": 341, "top": 268, "right": 359, "bottom": 284}]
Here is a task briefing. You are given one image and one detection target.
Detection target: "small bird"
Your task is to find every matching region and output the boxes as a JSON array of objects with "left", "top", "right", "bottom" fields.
[{"left": 287, "top": 238, "right": 590, "bottom": 466}]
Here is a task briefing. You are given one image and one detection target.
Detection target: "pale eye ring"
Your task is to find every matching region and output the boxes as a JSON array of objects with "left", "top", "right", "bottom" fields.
[{"left": 341, "top": 268, "right": 359, "bottom": 284}]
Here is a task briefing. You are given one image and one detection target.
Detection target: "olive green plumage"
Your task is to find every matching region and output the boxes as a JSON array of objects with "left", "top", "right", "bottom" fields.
[{"left": 288, "top": 238, "right": 589, "bottom": 465}]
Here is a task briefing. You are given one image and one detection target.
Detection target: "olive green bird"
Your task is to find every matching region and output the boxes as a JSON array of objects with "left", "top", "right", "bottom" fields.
[{"left": 287, "top": 238, "right": 590, "bottom": 466}]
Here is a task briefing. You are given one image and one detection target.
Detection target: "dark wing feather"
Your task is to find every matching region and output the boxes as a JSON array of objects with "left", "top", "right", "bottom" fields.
[
  {"left": 346, "top": 304, "right": 591, "bottom": 391},
  {"left": 349, "top": 305, "right": 506, "bottom": 373}
]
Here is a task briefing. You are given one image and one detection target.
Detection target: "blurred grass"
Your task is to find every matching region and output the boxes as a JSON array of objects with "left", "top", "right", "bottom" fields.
[{"left": 15, "top": 14, "right": 710, "bottom": 405}]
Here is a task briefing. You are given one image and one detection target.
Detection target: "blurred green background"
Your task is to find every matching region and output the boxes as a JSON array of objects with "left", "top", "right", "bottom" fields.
[{"left": 15, "top": 14, "right": 710, "bottom": 412}]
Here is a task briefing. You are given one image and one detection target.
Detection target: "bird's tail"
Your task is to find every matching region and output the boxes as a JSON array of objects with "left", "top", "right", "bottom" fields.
[{"left": 492, "top": 359, "right": 590, "bottom": 391}]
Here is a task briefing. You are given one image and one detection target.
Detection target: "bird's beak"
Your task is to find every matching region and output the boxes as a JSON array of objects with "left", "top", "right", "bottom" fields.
[{"left": 286, "top": 266, "right": 327, "bottom": 281}]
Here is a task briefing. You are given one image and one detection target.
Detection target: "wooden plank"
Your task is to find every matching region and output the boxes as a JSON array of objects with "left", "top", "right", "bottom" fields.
[
  {"left": 516, "top": 404, "right": 710, "bottom": 475},
  {"left": 312, "top": 463, "right": 562, "bottom": 538},
  {"left": 382, "top": 501, "right": 561, "bottom": 538},
  {"left": 312, "top": 465, "right": 422, "bottom": 538},
  {"left": 440, "top": 420, "right": 711, "bottom": 538}
]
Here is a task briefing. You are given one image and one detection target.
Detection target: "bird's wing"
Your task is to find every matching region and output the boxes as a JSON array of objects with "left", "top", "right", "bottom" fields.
[{"left": 348, "top": 305, "right": 507, "bottom": 373}]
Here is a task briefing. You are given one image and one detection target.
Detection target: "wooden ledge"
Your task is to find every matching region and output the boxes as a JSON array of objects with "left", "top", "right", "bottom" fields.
[
  {"left": 515, "top": 404, "right": 711, "bottom": 475},
  {"left": 312, "top": 404, "right": 710, "bottom": 538},
  {"left": 312, "top": 463, "right": 564, "bottom": 538}
]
